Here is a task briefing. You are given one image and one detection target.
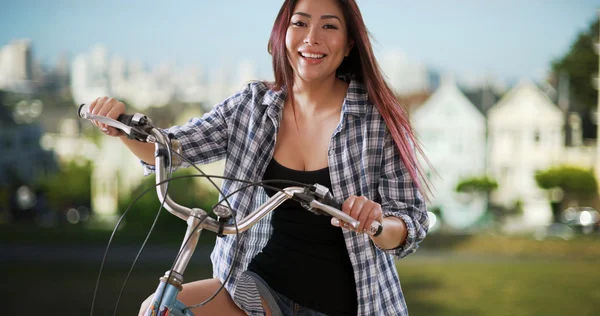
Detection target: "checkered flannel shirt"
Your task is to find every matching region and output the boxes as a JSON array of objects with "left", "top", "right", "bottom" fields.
[{"left": 143, "top": 79, "right": 429, "bottom": 315}]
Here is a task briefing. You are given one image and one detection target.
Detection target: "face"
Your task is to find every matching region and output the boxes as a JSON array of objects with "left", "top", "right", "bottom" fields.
[{"left": 285, "top": 0, "right": 354, "bottom": 83}]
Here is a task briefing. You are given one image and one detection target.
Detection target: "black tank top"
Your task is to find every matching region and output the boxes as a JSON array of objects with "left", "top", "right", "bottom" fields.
[{"left": 247, "top": 158, "right": 358, "bottom": 315}]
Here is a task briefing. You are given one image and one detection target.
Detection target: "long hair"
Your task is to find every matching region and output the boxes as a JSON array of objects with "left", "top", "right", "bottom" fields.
[{"left": 267, "top": 0, "right": 432, "bottom": 197}]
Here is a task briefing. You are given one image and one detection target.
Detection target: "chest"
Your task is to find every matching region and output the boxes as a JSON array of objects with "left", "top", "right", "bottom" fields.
[{"left": 273, "top": 107, "right": 341, "bottom": 171}]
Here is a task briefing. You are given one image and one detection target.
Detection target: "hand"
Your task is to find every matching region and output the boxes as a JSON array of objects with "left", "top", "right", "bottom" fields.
[
  {"left": 88, "top": 96, "right": 126, "bottom": 137},
  {"left": 331, "top": 195, "right": 383, "bottom": 234}
]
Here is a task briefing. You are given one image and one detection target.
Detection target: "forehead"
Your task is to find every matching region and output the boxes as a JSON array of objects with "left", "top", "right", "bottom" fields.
[{"left": 292, "top": 0, "right": 344, "bottom": 20}]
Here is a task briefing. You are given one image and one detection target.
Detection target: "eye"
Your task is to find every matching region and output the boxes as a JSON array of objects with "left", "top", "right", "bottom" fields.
[
  {"left": 291, "top": 21, "right": 306, "bottom": 27},
  {"left": 323, "top": 24, "right": 338, "bottom": 30}
]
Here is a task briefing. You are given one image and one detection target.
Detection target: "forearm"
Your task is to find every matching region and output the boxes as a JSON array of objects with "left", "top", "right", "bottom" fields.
[
  {"left": 120, "top": 136, "right": 156, "bottom": 165},
  {"left": 370, "top": 216, "right": 408, "bottom": 250}
]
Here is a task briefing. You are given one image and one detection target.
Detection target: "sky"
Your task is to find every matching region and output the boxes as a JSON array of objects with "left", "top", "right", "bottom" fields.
[{"left": 0, "top": 0, "right": 598, "bottom": 85}]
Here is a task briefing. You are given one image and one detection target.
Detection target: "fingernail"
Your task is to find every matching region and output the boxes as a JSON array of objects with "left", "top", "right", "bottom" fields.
[
  {"left": 332, "top": 218, "right": 340, "bottom": 226},
  {"left": 343, "top": 223, "right": 349, "bottom": 228}
]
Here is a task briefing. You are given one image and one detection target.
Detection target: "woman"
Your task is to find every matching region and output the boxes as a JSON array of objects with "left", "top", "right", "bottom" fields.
[{"left": 90, "top": 0, "right": 429, "bottom": 315}]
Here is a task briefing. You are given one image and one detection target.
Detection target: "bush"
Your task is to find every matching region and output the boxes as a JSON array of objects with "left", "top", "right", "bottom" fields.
[
  {"left": 535, "top": 166, "right": 598, "bottom": 198},
  {"left": 456, "top": 176, "right": 498, "bottom": 193}
]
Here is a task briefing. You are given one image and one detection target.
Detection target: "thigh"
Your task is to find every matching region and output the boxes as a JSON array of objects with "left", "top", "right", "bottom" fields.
[{"left": 176, "top": 278, "right": 247, "bottom": 315}]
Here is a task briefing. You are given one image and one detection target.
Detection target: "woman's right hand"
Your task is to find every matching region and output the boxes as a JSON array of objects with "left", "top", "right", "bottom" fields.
[{"left": 88, "top": 96, "right": 126, "bottom": 137}]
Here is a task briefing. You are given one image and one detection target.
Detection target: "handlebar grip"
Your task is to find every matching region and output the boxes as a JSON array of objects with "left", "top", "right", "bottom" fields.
[
  {"left": 78, "top": 103, "right": 134, "bottom": 126},
  {"left": 78, "top": 103, "right": 88, "bottom": 118},
  {"left": 320, "top": 193, "right": 383, "bottom": 237}
]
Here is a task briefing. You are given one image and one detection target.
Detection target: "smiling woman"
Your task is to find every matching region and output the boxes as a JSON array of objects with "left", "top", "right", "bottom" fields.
[{"left": 87, "top": 0, "right": 430, "bottom": 315}]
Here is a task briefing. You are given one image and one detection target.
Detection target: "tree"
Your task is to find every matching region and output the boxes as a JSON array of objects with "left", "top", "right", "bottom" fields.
[
  {"left": 534, "top": 165, "right": 599, "bottom": 222},
  {"left": 37, "top": 160, "right": 92, "bottom": 212},
  {"left": 551, "top": 18, "right": 599, "bottom": 112}
]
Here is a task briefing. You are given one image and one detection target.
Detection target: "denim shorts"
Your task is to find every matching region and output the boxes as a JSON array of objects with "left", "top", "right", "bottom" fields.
[{"left": 242, "top": 271, "right": 328, "bottom": 316}]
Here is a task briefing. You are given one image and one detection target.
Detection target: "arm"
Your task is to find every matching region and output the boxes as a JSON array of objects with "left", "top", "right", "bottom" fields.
[{"left": 375, "top": 130, "right": 429, "bottom": 259}]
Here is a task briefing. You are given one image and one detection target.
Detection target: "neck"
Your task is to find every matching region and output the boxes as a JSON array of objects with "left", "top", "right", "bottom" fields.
[{"left": 291, "top": 75, "right": 343, "bottom": 114}]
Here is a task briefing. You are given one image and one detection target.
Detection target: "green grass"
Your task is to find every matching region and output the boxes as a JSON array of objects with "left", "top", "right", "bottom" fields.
[
  {"left": 4, "top": 258, "right": 598, "bottom": 315},
  {"left": 398, "top": 259, "right": 600, "bottom": 316},
  {"left": 3, "top": 226, "right": 599, "bottom": 315}
]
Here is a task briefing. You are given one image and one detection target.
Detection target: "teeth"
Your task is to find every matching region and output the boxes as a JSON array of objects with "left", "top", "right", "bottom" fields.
[{"left": 301, "top": 52, "right": 325, "bottom": 59}]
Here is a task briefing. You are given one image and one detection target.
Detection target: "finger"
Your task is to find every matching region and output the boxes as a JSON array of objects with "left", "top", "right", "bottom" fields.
[
  {"left": 106, "top": 101, "right": 125, "bottom": 120},
  {"left": 97, "top": 97, "right": 115, "bottom": 118},
  {"left": 331, "top": 217, "right": 341, "bottom": 227},
  {"left": 97, "top": 97, "right": 116, "bottom": 129},
  {"left": 356, "top": 203, "right": 374, "bottom": 232},
  {"left": 105, "top": 127, "right": 121, "bottom": 137},
  {"left": 362, "top": 204, "right": 380, "bottom": 233},
  {"left": 105, "top": 106, "right": 125, "bottom": 136},
  {"left": 349, "top": 196, "right": 367, "bottom": 222},
  {"left": 331, "top": 218, "right": 351, "bottom": 230},
  {"left": 88, "top": 97, "right": 100, "bottom": 114},
  {"left": 342, "top": 195, "right": 356, "bottom": 215},
  {"left": 92, "top": 96, "right": 109, "bottom": 128},
  {"left": 88, "top": 97, "right": 101, "bottom": 128}
]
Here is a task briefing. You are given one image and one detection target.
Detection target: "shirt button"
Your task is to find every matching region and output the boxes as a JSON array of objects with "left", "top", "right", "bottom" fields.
[{"left": 328, "top": 148, "right": 335, "bottom": 156}]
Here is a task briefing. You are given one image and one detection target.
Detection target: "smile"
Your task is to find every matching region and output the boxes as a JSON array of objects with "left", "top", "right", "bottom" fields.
[{"left": 299, "top": 52, "right": 326, "bottom": 59}]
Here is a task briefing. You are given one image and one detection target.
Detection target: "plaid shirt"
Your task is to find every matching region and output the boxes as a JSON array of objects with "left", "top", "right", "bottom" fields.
[{"left": 145, "top": 79, "right": 428, "bottom": 315}]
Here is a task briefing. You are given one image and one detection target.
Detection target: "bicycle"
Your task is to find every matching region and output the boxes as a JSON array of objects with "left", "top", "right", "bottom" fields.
[{"left": 78, "top": 104, "right": 383, "bottom": 316}]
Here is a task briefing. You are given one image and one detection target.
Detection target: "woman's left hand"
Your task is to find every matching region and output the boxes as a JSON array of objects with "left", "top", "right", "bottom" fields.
[{"left": 331, "top": 195, "right": 383, "bottom": 234}]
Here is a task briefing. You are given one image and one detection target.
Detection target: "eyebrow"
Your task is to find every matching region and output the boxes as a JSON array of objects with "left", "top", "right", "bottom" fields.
[{"left": 292, "top": 12, "right": 342, "bottom": 23}]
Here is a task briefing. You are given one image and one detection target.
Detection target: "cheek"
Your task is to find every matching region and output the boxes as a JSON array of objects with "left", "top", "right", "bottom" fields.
[
  {"left": 285, "top": 29, "right": 295, "bottom": 54},
  {"left": 331, "top": 37, "right": 348, "bottom": 56}
]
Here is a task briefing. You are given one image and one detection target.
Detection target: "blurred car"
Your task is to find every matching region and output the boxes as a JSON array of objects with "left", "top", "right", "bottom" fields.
[{"left": 560, "top": 207, "right": 600, "bottom": 234}]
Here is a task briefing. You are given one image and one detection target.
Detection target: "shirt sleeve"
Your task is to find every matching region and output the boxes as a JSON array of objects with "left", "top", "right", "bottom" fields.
[
  {"left": 141, "top": 84, "right": 251, "bottom": 175},
  {"left": 376, "top": 129, "right": 429, "bottom": 259}
]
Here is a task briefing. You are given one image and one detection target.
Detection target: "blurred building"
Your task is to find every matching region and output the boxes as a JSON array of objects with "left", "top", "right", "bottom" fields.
[
  {"left": 0, "top": 39, "right": 34, "bottom": 93},
  {"left": 487, "top": 80, "right": 565, "bottom": 230},
  {"left": 411, "top": 76, "right": 487, "bottom": 230},
  {"left": 0, "top": 90, "right": 58, "bottom": 222},
  {"left": 380, "top": 49, "right": 431, "bottom": 96}
]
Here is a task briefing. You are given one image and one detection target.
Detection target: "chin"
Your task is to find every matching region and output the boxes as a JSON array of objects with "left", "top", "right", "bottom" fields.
[{"left": 297, "top": 71, "right": 332, "bottom": 83}]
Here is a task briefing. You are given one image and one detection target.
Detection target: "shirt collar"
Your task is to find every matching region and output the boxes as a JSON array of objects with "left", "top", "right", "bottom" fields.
[
  {"left": 262, "top": 78, "right": 369, "bottom": 120},
  {"left": 342, "top": 78, "right": 368, "bottom": 118}
]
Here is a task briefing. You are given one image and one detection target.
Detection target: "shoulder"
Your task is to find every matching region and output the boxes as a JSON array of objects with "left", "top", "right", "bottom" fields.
[
  {"left": 220, "top": 81, "right": 282, "bottom": 112},
  {"left": 346, "top": 79, "right": 385, "bottom": 127}
]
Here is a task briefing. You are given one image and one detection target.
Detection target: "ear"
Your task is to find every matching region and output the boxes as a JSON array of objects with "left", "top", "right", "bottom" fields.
[{"left": 345, "top": 39, "right": 355, "bottom": 57}]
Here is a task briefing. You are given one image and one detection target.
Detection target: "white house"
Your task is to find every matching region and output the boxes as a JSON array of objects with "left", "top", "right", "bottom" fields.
[
  {"left": 487, "top": 79, "right": 565, "bottom": 230},
  {"left": 411, "top": 77, "right": 487, "bottom": 230}
]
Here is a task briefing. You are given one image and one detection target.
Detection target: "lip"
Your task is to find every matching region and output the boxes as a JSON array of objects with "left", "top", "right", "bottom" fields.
[
  {"left": 298, "top": 49, "right": 327, "bottom": 56},
  {"left": 297, "top": 50, "right": 327, "bottom": 65}
]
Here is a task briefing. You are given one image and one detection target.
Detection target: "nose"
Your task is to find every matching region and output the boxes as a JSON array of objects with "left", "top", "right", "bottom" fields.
[{"left": 303, "top": 26, "right": 320, "bottom": 45}]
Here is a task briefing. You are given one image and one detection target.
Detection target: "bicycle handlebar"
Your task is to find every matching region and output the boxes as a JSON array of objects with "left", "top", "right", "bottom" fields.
[{"left": 78, "top": 104, "right": 383, "bottom": 281}]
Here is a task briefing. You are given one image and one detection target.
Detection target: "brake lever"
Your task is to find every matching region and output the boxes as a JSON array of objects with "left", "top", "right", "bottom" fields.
[
  {"left": 292, "top": 188, "right": 360, "bottom": 230},
  {"left": 80, "top": 112, "right": 133, "bottom": 135},
  {"left": 80, "top": 111, "right": 154, "bottom": 143}
]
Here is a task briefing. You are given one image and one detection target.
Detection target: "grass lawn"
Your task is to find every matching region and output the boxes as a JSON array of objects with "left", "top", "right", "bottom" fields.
[
  {"left": 4, "top": 258, "right": 598, "bottom": 315},
  {"left": 3, "top": 226, "right": 599, "bottom": 315},
  {"left": 398, "top": 259, "right": 600, "bottom": 316}
]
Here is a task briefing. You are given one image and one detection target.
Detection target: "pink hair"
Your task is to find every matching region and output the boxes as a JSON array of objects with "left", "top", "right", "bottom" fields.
[{"left": 267, "top": 0, "right": 431, "bottom": 197}]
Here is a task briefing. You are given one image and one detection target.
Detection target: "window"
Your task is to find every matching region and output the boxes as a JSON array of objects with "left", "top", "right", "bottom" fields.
[{"left": 534, "top": 130, "right": 541, "bottom": 144}]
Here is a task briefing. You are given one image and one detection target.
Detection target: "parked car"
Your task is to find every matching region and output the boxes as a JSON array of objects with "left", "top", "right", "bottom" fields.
[{"left": 560, "top": 207, "right": 600, "bottom": 234}]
